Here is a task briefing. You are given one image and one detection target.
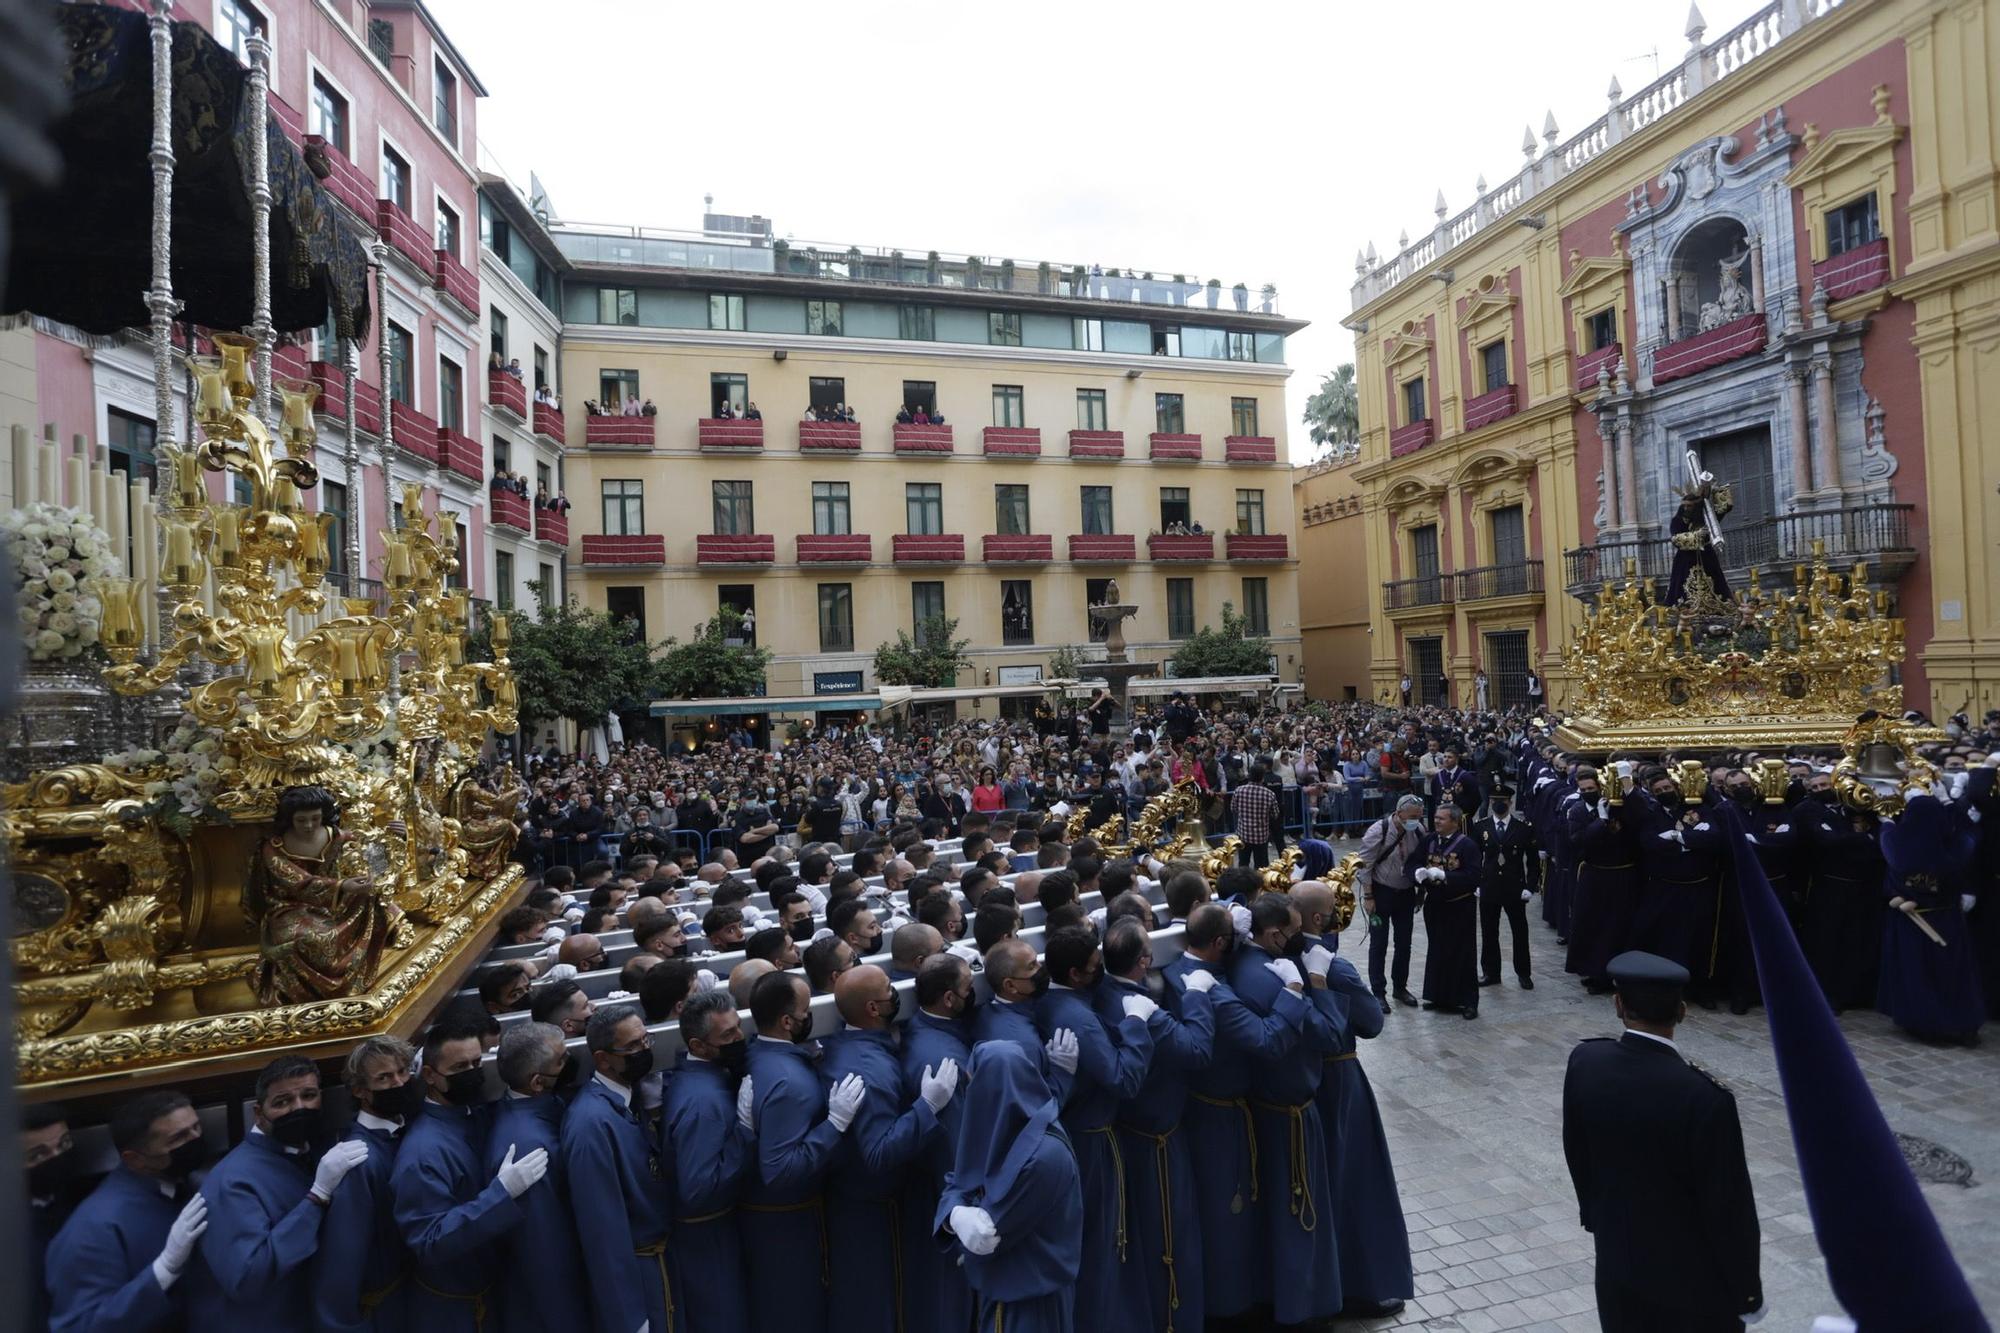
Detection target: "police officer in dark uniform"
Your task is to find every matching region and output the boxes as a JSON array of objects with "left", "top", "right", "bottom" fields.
[
  {"left": 1562, "top": 951, "right": 1762, "bottom": 1331},
  {"left": 1472, "top": 787, "right": 1538, "bottom": 989}
]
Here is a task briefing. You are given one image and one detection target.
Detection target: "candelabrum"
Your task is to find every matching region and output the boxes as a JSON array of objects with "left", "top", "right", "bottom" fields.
[{"left": 99, "top": 333, "right": 516, "bottom": 809}]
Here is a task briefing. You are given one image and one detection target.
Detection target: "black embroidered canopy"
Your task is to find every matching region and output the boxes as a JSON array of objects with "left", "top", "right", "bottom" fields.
[{"left": 5, "top": 6, "right": 373, "bottom": 341}]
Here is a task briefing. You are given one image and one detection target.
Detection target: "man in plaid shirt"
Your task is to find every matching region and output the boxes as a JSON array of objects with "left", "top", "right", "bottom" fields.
[{"left": 1231, "top": 763, "right": 1280, "bottom": 868}]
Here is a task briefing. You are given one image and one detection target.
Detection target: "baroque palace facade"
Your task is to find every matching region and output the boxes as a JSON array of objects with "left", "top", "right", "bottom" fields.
[{"left": 1339, "top": 0, "right": 2000, "bottom": 715}]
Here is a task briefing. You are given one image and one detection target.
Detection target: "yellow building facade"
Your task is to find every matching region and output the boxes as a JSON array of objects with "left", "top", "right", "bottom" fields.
[
  {"left": 548, "top": 237, "right": 1304, "bottom": 709},
  {"left": 1293, "top": 455, "right": 1373, "bottom": 700},
  {"left": 1343, "top": 0, "right": 2000, "bottom": 716}
]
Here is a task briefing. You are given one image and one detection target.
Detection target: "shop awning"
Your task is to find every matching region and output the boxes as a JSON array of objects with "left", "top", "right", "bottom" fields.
[
  {"left": 650, "top": 693, "right": 882, "bottom": 717},
  {"left": 1062, "top": 674, "right": 1278, "bottom": 699},
  {"left": 877, "top": 683, "right": 1065, "bottom": 708}
]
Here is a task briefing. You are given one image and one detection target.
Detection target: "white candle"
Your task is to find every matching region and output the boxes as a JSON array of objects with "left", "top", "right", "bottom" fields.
[
  {"left": 38, "top": 437, "right": 57, "bottom": 505},
  {"left": 66, "top": 451, "right": 85, "bottom": 512},
  {"left": 90, "top": 456, "right": 109, "bottom": 534},
  {"left": 134, "top": 480, "right": 156, "bottom": 648},
  {"left": 10, "top": 425, "right": 28, "bottom": 509},
  {"left": 108, "top": 482, "right": 129, "bottom": 578}
]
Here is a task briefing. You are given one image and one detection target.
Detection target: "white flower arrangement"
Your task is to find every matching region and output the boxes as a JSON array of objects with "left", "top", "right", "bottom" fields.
[
  {"left": 2, "top": 502, "right": 114, "bottom": 661},
  {"left": 105, "top": 719, "right": 235, "bottom": 835},
  {"left": 345, "top": 715, "right": 402, "bottom": 779}
]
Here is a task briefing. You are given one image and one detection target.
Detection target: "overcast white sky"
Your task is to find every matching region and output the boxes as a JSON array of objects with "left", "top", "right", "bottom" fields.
[{"left": 430, "top": 0, "right": 1768, "bottom": 462}]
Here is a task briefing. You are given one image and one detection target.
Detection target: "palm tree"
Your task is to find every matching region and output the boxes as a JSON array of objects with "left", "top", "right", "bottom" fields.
[{"left": 1303, "top": 363, "right": 1360, "bottom": 457}]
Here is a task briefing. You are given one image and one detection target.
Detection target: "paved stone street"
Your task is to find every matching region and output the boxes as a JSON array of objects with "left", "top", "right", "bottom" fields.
[{"left": 1329, "top": 901, "right": 2000, "bottom": 1331}]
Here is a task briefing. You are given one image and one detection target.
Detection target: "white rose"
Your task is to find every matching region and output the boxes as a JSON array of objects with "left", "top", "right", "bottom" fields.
[
  {"left": 44, "top": 546, "right": 70, "bottom": 564},
  {"left": 17, "top": 605, "right": 39, "bottom": 629},
  {"left": 51, "top": 591, "right": 76, "bottom": 611},
  {"left": 192, "top": 738, "right": 218, "bottom": 756},
  {"left": 45, "top": 568, "right": 75, "bottom": 592},
  {"left": 47, "top": 612, "right": 77, "bottom": 635},
  {"left": 20, "top": 522, "right": 47, "bottom": 541},
  {"left": 72, "top": 536, "right": 99, "bottom": 557},
  {"left": 69, "top": 523, "right": 92, "bottom": 542},
  {"left": 19, "top": 558, "right": 47, "bottom": 580},
  {"left": 82, "top": 557, "right": 113, "bottom": 578},
  {"left": 143, "top": 780, "right": 170, "bottom": 799},
  {"left": 30, "top": 629, "right": 62, "bottom": 653},
  {"left": 75, "top": 596, "right": 100, "bottom": 618}
]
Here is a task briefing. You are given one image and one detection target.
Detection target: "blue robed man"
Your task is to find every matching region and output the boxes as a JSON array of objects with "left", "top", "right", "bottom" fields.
[
  {"left": 1291, "top": 881, "right": 1412, "bottom": 1320},
  {"left": 311, "top": 1036, "right": 422, "bottom": 1333},
  {"left": 561, "top": 1003, "right": 676, "bottom": 1333},
  {"left": 1879, "top": 784, "right": 1989, "bottom": 1042},
  {"left": 484, "top": 1024, "right": 577, "bottom": 1333},
  {"left": 24, "top": 1102, "right": 76, "bottom": 1333},
  {"left": 898, "top": 955, "right": 979, "bottom": 1333},
  {"left": 1096, "top": 917, "right": 1215, "bottom": 1333},
  {"left": 1162, "top": 903, "right": 1307, "bottom": 1320},
  {"left": 935, "top": 1040, "right": 1085, "bottom": 1333},
  {"left": 821, "top": 965, "right": 960, "bottom": 1333},
  {"left": 186, "top": 1056, "right": 371, "bottom": 1331},
  {"left": 740, "top": 970, "right": 866, "bottom": 1333},
  {"left": 45, "top": 1090, "right": 210, "bottom": 1333},
  {"left": 660, "top": 988, "right": 756, "bottom": 1333},
  {"left": 973, "top": 938, "right": 1077, "bottom": 1087},
  {"left": 1036, "top": 925, "right": 1156, "bottom": 1333},
  {"left": 391, "top": 1015, "right": 548, "bottom": 1332},
  {"left": 1230, "top": 896, "right": 1346, "bottom": 1325}
]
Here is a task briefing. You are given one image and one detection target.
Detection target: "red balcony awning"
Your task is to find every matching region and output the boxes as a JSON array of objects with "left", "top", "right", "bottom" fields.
[
  {"left": 1223, "top": 435, "right": 1277, "bottom": 463},
  {"left": 892, "top": 533, "right": 965, "bottom": 563},
  {"left": 1068, "top": 430, "right": 1125, "bottom": 459},
  {"left": 1389, "top": 419, "right": 1434, "bottom": 457},
  {"left": 490, "top": 486, "right": 532, "bottom": 532},
  {"left": 1653, "top": 313, "right": 1767, "bottom": 385},
  {"left": 390, "top": 400, "right": 438, "bottom": 461},
  {"left": 434, "top": 248, "right": 478, "bottom": 315},
  {"left": 982, "top": 533, "right": 1053, "bottom": 563},
  {"left": 488, "top": 370, "right": 527, "bottom": 418},
  {"left": 536, "top": 508, "right": 568, "bottom": 545},
  {"left": 797, "top": 533, "right": 872, "bottom": 563},
  {"left": 1225, "top": 533, "right": 1289, "bottom": 561},
  {"left": 1464, "top": 383, "right": 1518, "bottom": 431},
  {"left": 1148, "top": 533, "right": 1214, "bottom": 561},
  {"left": 697, "top": 533, "right": 776, "bottom": 564},
  {"left": 375, "top": 199, "right": 435, "bottom": 275},
  {"left": 533, "top": 401, "right": 564, "bottom": 442},
  {"left": 305, "top": 135, "right": 375, "bottom": 220},
  {"left": 698, "top": 419, "right": 765, "bottom": 451},
  {"left": 893, "top": 423, "right": 954, "bottom": 454},
  {"left": 1575, "top": 342, "right": 1621, "bottom": 392},
  {"left": 1813, "top": 237, "right": 1889, "bottom": 302},
  {"left": 1068, "top": 534, "right": 1135, "bottom": 563},
  {"left": 983, "top": 427, "right": 1042, "bottom": 457},
  {"left": 586, "top": 415, "right": 655, "bottom": 448},
  {"left": 309, "top": 361, "right": 382, "bottom": 435},
  {"left": 800, "top": 421, "right": 862, "bottom": 452},
  {"left": 1148, "top": 433, "right": 1203, "bottom": 462},
  {"left": 582, "top": 534, "right": 664, "bottom": 566},
  {"left": 438, "top": 426, "right": 483, "bottom": 482}
]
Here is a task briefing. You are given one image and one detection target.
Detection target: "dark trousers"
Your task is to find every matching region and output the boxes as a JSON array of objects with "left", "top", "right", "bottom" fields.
[
  {"left": 1239, "top": 841, "right": 1271, "bottom": 869},
  {"left": 1367, "top": 886, "right": 1417, "bottom": 996},
  {"left": 1480, "top": 886, "right": 1533, "bottom": 980},
  {"left": 1594, "top": 1278, "right": 1743, "bottom": 1332}
]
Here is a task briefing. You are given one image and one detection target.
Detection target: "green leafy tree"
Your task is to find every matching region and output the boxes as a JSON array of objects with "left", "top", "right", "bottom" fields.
[
  {"left": 469, "top": 593, "right": 660, "bottom": 735},
  {"left": 651, "top": 606, "right": 774, "bottom": 700},
  {"left": 1303, "top": 362, "right": 1360, "bottom": 456},
  {"left": 1047, "top": 643, "right": 1101, "bottom": 680},
  {"left": 1168, "top": 601, "right": 1273, "bottom": 679},
  {"left": 872, "top": 615, "right": 971, "bottom": 687}
]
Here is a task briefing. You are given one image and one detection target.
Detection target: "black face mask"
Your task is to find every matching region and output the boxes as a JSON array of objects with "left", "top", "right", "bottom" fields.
[
  {"left": 268, "top": 1106, "right": 323, "bottom": 1150},
  {"left": 441, "top": 1066, "right": 489, "bottom": 1106},
  {"left": 1284, "top": 932, "right": 1309, "bottom": 960},
  {"left": 1812, "top": 788, "right": 1839, "bottom": 805},
  {"left": 620, "top": 1047, "right": 655, "bottom": 1083},
  {"left": 954, "top": 989, "right": 980, "bottom": 1023},
  {"left": 859, "top": 931, "right": 883, "bottom": 956},
  {"left": 1728, "top": 786, "right": 1759, "bottom": 807},
  {"left": 555, "top": 1050, "right": 587, "bottom": 1092},
  {"left": 1028, "top": 966, "right": 1051, "bottom": 999},
  {"left": 28, "top": 1150, "right": 79, "bottom": 1199},
  {"left": 164, "top": 1137, "right": 211, "bottom": 1180},
  {"left": 790, "top": 1014, "right": 815, "bottom": 1045},
  {"left": 712, "top": 1038, "right": 749, "bottom": 1078},
  {"left": 372, "top": 1077, "right": 426, "bottom": 1122},
  {"left": 790, "top": 919, "right": 817, "bottom": 943}
]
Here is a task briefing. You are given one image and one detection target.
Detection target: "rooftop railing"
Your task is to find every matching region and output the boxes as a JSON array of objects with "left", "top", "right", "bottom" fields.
[{"left": 1351, "top": 0, "right": 1850, "bottom": 311}]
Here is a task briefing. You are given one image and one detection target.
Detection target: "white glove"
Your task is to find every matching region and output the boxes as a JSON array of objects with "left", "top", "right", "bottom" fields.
[
  {"left": 1534, "top": 775, "right": 1555, "bottom": 790},
  {"left": 1904, "top": 786, "right": 1931, "bottom": 804},
  {"left": 495, "top": 1142, "right": 550, "bottom": 1198},
  {"left": 1615, "top": 760, "right": 1635, "bottom": 780},
  {"left": 1045, "top": 1029, "right": 1080, "bottom": 1075},
  {"left": 1774, "top": 824, "right": 1790, "bottom": 834},
  {"left": 1521, "top": 889, "right": 1532, "bottom": 902},
  {"left": 540, "top": 924, "right": 567, "bottom": 944},
  {"left": 1597, "top": 798, "right": 1612, "bottom": 820},
  {"left": 677, "top": 910, "right": 701, "bottom": 927},
  {"left": 1301, "top": 944, "right": 1335, "bottom": 979},
  {"left": 1121, "top": 994, "right": 1160, "bottom": 1022},
  {"left": 1698, "top": 469, "right": 1714, "bottom": 485},
  {"left": 1969, "top": 808, "right": 1983, "bottom": 824},
  {"left": 310, "top": 1138, "right": 371, "bottom": 1203},
  {"left": 949, "top": 1204, "right": 1000, "bottom": 1255},
  {"left": 1264, "top": 958, "right": 1304, "bottom": 989},
  {"left": 736, "top": 1075, "right": 755, "bottom": 1132},
  {"left": 693, "top": 969, "right": 720, "bottom": 993},
  {"left": 1537, "top": 850, "right": 1549, "bottom": 860},
  {"left": 537, "top": 963, "right": 579, "bottom": 986},
  {"left": 152, "top": 1192, "right": 207, "bottom": 1289},
  {"left": 1658, "top": 829, "right": 1683, "bottom": 844},
  {"left": 1183, "top": 968, "right": 1218, "bottom": 994},
  {"left": 1961, "top": 894, "right": 1977, "bottom": 914},
  {"left": 827, "top": 1073, "right": 866, "bottom": 1132},
  {"left": 919, "top": 1059, "right": 960, "bottom": 1112}
]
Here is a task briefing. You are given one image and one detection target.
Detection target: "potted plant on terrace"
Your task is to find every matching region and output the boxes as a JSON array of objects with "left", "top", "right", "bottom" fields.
[
  {"left": 1206, "top": 278, "right": 1221, "bottom": 308},
  {"left": 1037, "top": 260, "right": 1053, "bottom": 294},
  {"left": 926, "top": 251, "right": 942, "bottom": 284},
  {"left": 772, "top": 238, "right": 790, "bottom": 271},
  {"left": 1260, "top": 283, "right": 1277, "bottom": 313}
]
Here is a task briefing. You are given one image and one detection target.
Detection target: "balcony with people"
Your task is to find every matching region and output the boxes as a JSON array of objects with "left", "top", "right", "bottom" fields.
[
  {"left": 488, "top": 474, "right": 532, "bottom": 532},
  {"left": 700, "top": 399, "right": 766, "bottom": 451},
  {"left": 487, "top": 359, "right": 527, "bottom": 418},
  {"left": 893, "top": 400, "right": 953, "bottom": 454},
  {"left": 534, "top": 503, "right": 569, "bottom": 546},
  {"left": 532, "top": 388, "right": 564, "bottom": 442},
  {"left": 583, "top": 390, "right": 657, "bottom": 448},
  {"left": 1148, "top": 529, "right": 1215, "bottom": 561}
]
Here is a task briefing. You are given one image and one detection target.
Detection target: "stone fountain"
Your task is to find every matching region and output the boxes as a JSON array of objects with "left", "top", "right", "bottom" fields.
[{"left": 1083, "top": 578, "right": 1158, "bottom": 739}]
